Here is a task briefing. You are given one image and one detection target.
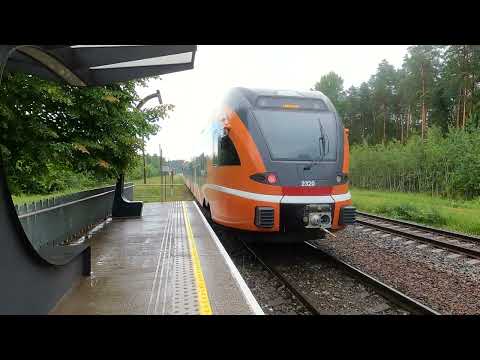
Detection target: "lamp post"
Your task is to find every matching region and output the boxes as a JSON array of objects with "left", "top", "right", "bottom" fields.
[
  {"left": 136, "top": 89, "right": 162, "bottom": 184},
  {"left": 159, "top": 144, "right": 163, "bottom": 201}
]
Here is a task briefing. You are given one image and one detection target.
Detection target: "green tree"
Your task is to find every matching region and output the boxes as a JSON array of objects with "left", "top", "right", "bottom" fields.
[
  {"left": 369, "top": 59, "right": 398, "bottom": 144},
  {"left": 441, "top": 45, "right": 480, "bottom": 129},
  {"left": 403, "top": 45, "right": 442, "bottom": 139},
  {"left": 0, "top": 72, "right": 173, "bottom": 194},
  {"left": 310, "top": 45, "right": 479, "bottom": 148},
  {"left": 312, "top": 71, "right": 345, "bottom": 115}
]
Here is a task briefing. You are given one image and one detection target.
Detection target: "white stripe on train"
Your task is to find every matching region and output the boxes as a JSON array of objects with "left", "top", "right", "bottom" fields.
[{"left": 201, "top": 183, "right": 351, "bottom": 204}]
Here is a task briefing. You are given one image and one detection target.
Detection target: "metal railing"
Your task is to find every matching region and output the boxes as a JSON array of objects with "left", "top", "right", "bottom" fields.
[{"left": 15, "top": 183, "right": 134, "bottom": 251}]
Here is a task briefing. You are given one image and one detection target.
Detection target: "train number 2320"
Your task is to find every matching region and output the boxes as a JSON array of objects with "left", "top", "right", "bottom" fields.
[{"left": 301, "top": 180, "right": 316, "bottom": 187}]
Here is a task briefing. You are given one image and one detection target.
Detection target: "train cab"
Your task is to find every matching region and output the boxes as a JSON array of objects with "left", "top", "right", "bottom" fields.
[{"left": 183, "top": 88, "right": 356, "bottom": 241}]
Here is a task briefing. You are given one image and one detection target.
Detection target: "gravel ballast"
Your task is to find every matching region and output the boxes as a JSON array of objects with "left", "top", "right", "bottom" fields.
[
  {"left": 318, "top": 224, "right": 480, "bottom": 314},
  {"left": 270, "top": 247, "right": 409, "bottom": 315},
  {"left": 201, "top": 202, "right": 479, "bottom": 315},
  {"left": 216, "top": 227, "right": 409, "bottom": 315}
]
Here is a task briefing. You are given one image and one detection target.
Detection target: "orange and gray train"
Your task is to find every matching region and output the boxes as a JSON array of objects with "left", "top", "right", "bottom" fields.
[{"left": 183, "top": 88, "right": 356, "bottom": 240}]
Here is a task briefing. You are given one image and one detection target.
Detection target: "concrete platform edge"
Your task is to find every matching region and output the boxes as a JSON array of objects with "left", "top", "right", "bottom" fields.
[{"left": 193, "top": 201, "right": 264, "bottom": 315}]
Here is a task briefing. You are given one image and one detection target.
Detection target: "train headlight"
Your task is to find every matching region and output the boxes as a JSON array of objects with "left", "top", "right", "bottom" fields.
[
  {"left": 250, "top": 172, "right": 279, "bottom": 185},
  {"left": 336, "top": 173, "right": 349, "bottom": 184},
  {"left": 310, "top": 214, "right": 321, "bottom": 226},
  {"left": 267, "top": 173, "right": 278, "bottom": 184}
]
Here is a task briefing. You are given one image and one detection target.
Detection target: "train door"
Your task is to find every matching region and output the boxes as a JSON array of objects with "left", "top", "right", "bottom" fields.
[
  {"left": 192, "top": 164, "right": 197, "bottom": 199},
  {"left": 210, "top": 117, "right": 244, "bottom": 224},
  {"left": 208, "top": 126, "right": 221, "bottom": 216}
]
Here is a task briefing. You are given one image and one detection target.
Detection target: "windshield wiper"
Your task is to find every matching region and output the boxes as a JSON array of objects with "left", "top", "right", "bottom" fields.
[
  {"left": 302, "top": 117, "right": 331, "bottom": 170},
  {"left": 318, "top": 118, "right": 327, "bottom": 161},
  {"left": 319, "top": 136, "right": 325, "bottom": 160},
  {"left": 305, "top": 118, "right": 327, "bottom": 169}
]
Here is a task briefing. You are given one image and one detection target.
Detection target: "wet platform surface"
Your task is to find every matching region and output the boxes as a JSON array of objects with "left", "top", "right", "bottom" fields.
[{"left": 51, "top": 201, "right": 262, "bottom": 315}]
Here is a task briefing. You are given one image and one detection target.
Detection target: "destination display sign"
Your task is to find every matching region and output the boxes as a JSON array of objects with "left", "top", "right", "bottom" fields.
[{"left": 256, "top": 96, "right": 327, "bottom": 111}]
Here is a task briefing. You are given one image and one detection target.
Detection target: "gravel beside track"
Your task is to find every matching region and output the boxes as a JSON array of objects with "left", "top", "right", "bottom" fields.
[
  {"left": 357, "top": 212, "right": 480, "bottom": 259},
  {"left": 197, "top": 202, "right": 479, "bottom": 314},
  {"left": 215, "top": 226, "right": 409, "bottom": 315},
  {"left": 256, "top": 244, "right": 410, "bottom": 315},
  {"left": 215, "top": 232, "right": 311, "bottom": 315},
  {"left": 318, "top": 224, "right": 480, "bottom": 314}
]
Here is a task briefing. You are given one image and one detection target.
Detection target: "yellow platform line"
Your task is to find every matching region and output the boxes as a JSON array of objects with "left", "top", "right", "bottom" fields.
[{"left": 182, "top": 201, "right": 213, "bottom": 315}]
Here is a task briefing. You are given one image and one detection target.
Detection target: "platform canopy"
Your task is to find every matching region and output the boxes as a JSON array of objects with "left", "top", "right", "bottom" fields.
[{"left": 0, "top": 45, "right": 197, "bottom": 86}]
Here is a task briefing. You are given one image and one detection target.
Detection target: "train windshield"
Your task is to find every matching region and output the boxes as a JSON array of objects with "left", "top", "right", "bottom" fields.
[{"left": 254, "top": 109, "right": 337, "bottom": 161}]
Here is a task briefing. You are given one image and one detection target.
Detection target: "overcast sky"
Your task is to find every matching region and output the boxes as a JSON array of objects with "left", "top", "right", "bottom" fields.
[{"left": 136, "top": 45, "right": 410, "bottom": 161}]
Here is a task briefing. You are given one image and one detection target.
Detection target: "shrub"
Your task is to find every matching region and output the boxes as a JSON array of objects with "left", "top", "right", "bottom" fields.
[
  {"left": 350, "top": 126, "right": 480, "bottom": 200},
  {"left": 374, "top": 202, "right": 446, "bottom": 226}
]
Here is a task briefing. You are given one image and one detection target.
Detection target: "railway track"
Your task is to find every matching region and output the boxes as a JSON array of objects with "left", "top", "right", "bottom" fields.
[
  {"left": 356, "top": 211, "right": 480, "bottom": 260},
  {"left": 304, "top": 240, "right": 439, "bottom": 315},
  {"left": 241, "top": 238, "right": 439, "bottom": 315},
  {"left": 241, "top": 240, "right": 322, "bottom": 315},
  {"left": 197, "top": 202, "right": 439, "bottom": 315}
]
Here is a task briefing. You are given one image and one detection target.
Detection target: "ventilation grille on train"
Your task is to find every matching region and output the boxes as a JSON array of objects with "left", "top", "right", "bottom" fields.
[
  {"left": 255, "top": 207, "right": 275, "bottom": 228},
  {"left": 340, "top": 206, "right": 356, "bottom": 225}
]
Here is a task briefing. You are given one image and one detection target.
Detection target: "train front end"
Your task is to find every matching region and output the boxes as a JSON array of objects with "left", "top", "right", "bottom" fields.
[{"left": 246, "top": 91, "right": 356, "bottom": 239}]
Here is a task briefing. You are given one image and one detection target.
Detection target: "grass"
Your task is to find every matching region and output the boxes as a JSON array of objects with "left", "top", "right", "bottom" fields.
[
  {"left": 351, "top": 187, "right": 480, "bottom": 236},
  {"left": 11, "top": 175, "right": 192, "bottom": 205},
  {"left": 131, "top": 175, "right": 185, "bottom": 185},
  {"left": 129, "top": 175, "right": 193, "bottom": 203},
  {"left": 11, "top": 182, "right": 113, "bottom": 205},
  {"left": 17, "top": 174, "right": 477, "bottom": 235}
]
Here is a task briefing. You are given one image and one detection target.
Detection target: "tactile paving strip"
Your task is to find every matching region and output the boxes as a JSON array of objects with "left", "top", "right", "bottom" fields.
[
  {"left": 146, "top": 201, "right": 199, "bottom": 315},
  {"left": 172, "top": 201, "right": 199, "bottom": 315}
]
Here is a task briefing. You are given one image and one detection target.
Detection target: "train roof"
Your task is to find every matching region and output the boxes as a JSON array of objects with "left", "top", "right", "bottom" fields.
[{"left": 226, "top": 87, "right": 337, "bottom": 112}]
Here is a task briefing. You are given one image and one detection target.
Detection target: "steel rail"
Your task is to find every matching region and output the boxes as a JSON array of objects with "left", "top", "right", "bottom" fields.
[
  {"left": 356, "top": 212, "right": 480, "bottom": 259},
  {"left": 304, "top": 240, "right": 440, "bottom": 315},
  {"left": 240, "top": 240, "right": 321, "bottom": 315},
  {"left": 357, "top": 211, "right": 480, "bottom": 242},
  {"left": 195, "top": 200, "right": 439, "bottom": 315}
]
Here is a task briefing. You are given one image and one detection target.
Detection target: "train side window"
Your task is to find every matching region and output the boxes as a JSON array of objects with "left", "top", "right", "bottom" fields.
[{"left": 218, "top": 133, "right": 241, "bottom": 166}]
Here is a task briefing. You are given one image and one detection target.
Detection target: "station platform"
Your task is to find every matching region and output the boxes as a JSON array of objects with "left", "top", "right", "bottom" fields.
[{"left": 51, "top": 201, "right": 263, "bottom": 315}]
